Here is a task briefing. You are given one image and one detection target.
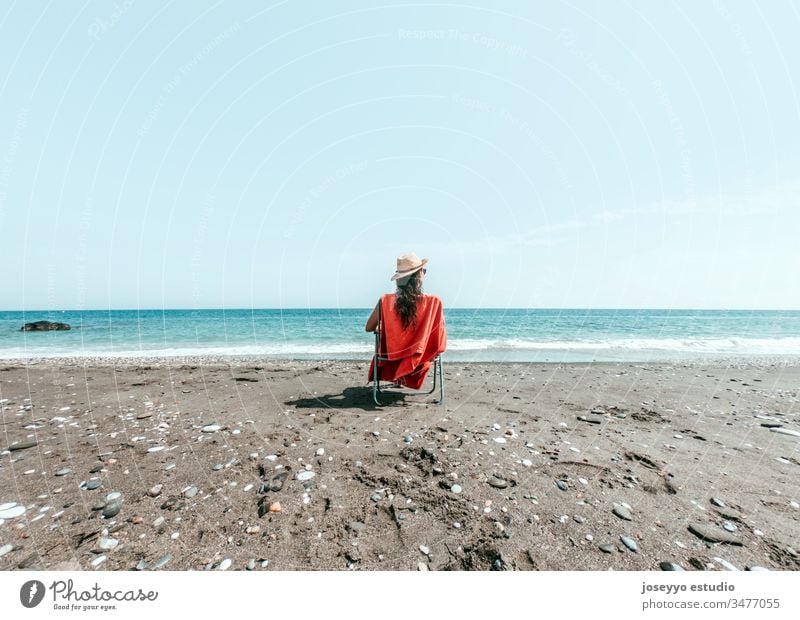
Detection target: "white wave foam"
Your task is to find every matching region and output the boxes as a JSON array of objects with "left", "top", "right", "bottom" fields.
[{"left": 2, "top": 336, "right": 800, "bottom": 359}]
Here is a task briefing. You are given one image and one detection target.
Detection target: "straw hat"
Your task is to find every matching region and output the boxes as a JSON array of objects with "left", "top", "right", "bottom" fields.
[{"left": 390, "top": 252, "right": 428, "bottom": 281}]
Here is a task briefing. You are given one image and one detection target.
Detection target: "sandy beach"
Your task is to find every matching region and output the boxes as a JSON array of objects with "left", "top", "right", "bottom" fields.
[{"left": 1, "top": 358, "right": 799, "bottom": 571}]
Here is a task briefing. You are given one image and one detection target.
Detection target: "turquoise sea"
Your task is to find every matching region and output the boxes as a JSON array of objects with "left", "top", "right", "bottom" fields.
[{"left": 1, "top": 309, "right": 799, "bottom": 362}]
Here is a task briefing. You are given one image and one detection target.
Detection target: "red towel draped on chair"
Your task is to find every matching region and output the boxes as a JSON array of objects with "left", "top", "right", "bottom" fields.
[{"left": 367, "top": 293, "right": 446, "bottom": 390}]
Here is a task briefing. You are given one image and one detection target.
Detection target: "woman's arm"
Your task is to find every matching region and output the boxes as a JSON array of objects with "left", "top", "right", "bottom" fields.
[{"left": 364, "top": 301, "right": 379, "bottom": 332}]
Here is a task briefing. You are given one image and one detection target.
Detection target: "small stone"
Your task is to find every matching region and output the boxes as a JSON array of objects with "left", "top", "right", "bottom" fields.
[
  {"left": 296, "top": 471, "right": 316, "bottom": 482},
  {"left": 723, "top": 521, "right": 737, "bottom": 533},
  {"left": 487, "top": 477, "right": 508, "bottom": 489},
  {"left": 770, "top": 428, "right": 800, "bottom": 437},
  {"left": 102, "top": 502, "right": 122, "bottom": 519},
  {"left": 153, "top": 517, "right": 165, "bottom": 528},
  {"left": 55, "top": 468, "right": 72, "bottom": 477},
  {"left": 246, "top": 526, "right": 260, "bottom": 534},
  {"left": 620, "top": 536, "right": 638, "bottom": 552},
  {"left": 403, "top": 436, "right": 413, "bottom": 444},
  {"left": 450, "top": 484, "right": 462, "bottom": 494},
  {"left": 147, "top": 485, "right": 163, "bottom": 498},
  {"left": 7, "top": 441, "right": 37, "bottom": 451},
  {"left": 212, "top": 464, "right": 223, "bottom": 471},
  {"left": 660, "top": 562, "right": 684, "bottom": 571},
  {"left": 713, "top": 557, "right": 739, "bottom": 571},
  {"left": 746, "top": 566, "right": 770, "bottom": 571},
  {"left": 789, "top": 501, "right": 799, "bottom": 510},
  {"left": 417, "top": 562, "right": 428, "bottom": 571},
  {"left": 556, "top": 480, "right": 568, "bottom": 491},
  {"left": 217, "top": 558, "right": 232, "bottom": 571},
  {"left": 131, "top": 516, "right": 143, "bottom": 525},
  {"left": 599, "top": 544, "right": 615, "bottom": 554},
  {"left": 710, "top": 497, "right": 725, "bottom": 508},
  {"left": 269, "top": 501, "right": 281, "bottom": 513},
  {"left": 573, "top": 515, "right": 586, "bottom": 524},
  {"left": 201, "top": 424, "right": 221, "bottom": 433},
  {"left": 246, "top": 559, "right": 256, "bottom": 571},
  {"left": 97, "top": 537, "right": 119, "bottom": 551},
  {"left": 147, "top": 446, "right": 165, "bottom": 453},
  {"left": 688, "top": 523, "right": 743, "bottom": 545},
  {"left": 106, "top": 492, "right": 122, "bottom": 502},
  {"left": 315, "top": 448, "right": 325, "bottom": 456},
  {"left": 493, "top": 437, "right": 507, "bottom": 444},
  {"left": 91, "top": 555, "right": 107, "bottom": 568},
  {"left": 0, "top": 504, "right": 26, "bottom": 519},
  {"left": 0, "top": 544, "right": 14, "bottom": 558},
  {"left": 370, "top": 492, "right": 382, "bottom": 502},
  {"left": 183, "top": 485, "right": 198, "bottom": 498},
  {"left": 81, "top": 480, "right": 102, "bottom": 491},
  {"left": 135, "top": 559, "right": 148, "bottom": 571},
  {"left": 153, "top": 554, "right": 172, "bottom": 569},
  {"left": 612, "top": 503, "right": 633, "bottom": 521},
  {"left": 419, "top": 545, "right": 430, "bottom": 555}
]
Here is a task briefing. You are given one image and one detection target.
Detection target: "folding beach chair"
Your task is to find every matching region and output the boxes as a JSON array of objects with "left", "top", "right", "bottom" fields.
[{"left": 371, "top": 301, "right": 444, "bottom": 407}]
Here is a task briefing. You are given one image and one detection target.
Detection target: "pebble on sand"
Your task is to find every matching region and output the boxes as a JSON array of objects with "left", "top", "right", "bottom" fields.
[
  {"left": 269, "top": 501, "right": 282, "bottom": 513},
  {"left": 0, "top": 504, "right": 26, "bottom": 519},
  {"left": 612, "top": 503, "right": 633, "bottom": 521},
  {"left": 201, "top": 424, "right": 221, "bottom": 433},
  {"left": 620, "top": 536, "right": 638, "bottom": 552},
  {"left": 687, "top": 523, "right": 743, "bottom": 546}
]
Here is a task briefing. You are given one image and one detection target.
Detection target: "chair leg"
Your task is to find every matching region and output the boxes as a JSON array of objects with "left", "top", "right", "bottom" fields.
[
  {"left": 426, "top": 357, "right": 438, "bottom": 395},
  {"left": 372, "top": 357, "right": 382, "bottom": 407},
  {"left": 436, "top": 356, "right": 444, "bottom": 405}
]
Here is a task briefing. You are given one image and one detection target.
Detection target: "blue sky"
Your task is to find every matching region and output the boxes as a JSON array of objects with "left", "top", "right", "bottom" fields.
[{"left": 0, "top": 1, "right": 798, "bottom": 310}]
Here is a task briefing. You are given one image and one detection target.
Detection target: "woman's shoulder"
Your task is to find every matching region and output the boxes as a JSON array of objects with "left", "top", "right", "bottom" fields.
[{"left": 422, "top": 293, "right": 443, "bottom": 304}]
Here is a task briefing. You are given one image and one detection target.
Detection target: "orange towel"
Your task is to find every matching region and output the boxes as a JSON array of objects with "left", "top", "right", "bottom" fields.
[{"left": 367, "top": 293, "right": 447, "bottom": 390}]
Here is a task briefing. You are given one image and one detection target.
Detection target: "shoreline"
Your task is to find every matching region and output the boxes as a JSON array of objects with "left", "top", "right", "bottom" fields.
[
  {"left": 2, "top": 355, "right": 800, "bottom": 368},
  {"left": 1, "top": 359, "right": 799, "bottom": 571}
]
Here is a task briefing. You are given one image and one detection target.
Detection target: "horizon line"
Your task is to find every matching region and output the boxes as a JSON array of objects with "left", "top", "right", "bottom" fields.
[{"left": 2, "top": 307, "right": 800, "bottom": 313}]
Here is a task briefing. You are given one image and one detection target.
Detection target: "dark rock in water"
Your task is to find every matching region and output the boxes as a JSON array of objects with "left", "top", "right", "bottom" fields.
[
  {"left": 688, "top": 523, "right": 743, "bottom": 545},
  {"left": 21, "top": 320, "right": 71, "bottom": 331}
]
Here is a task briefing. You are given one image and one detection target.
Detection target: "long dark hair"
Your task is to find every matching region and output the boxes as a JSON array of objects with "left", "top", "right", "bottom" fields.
[{"left": 395, "top": 270, "right": 423, "bottom": 329}]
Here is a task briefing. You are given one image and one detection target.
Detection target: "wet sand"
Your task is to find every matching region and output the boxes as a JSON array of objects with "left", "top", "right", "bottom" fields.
[{"left": 1, "top": 358, "right": 799, "bottom": 571}]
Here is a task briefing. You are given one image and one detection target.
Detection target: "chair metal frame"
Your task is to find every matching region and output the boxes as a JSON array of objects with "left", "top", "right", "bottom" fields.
[{"left": 371, "top": 301, "right": 444, "bottom": 406}]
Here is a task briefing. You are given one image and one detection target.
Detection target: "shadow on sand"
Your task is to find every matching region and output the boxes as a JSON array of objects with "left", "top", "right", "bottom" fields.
[{"left": 285, "top": 386, "right": 409, "bottom": 411}]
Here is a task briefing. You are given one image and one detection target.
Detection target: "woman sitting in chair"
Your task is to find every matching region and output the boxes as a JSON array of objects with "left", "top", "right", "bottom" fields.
[{"left": 365, "top": 253, "right": 446, "bottom": 392}]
